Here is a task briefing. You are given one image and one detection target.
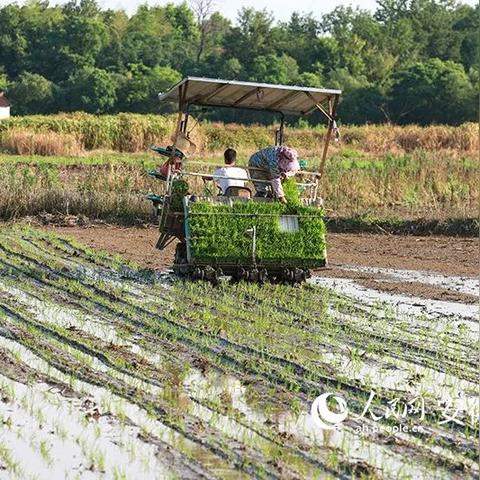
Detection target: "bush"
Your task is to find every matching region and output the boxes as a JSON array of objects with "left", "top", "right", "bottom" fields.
[{"left": 187, "top": 200, "right": 326, "bottom": 265}]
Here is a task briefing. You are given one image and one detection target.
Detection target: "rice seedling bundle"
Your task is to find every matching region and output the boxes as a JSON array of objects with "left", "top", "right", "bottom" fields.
[
  {"left": 187, "top": 200, "right": 326, "bottom": 265},
  {"left": 170, "top": 180, "right": 189, "bottom": 211}
]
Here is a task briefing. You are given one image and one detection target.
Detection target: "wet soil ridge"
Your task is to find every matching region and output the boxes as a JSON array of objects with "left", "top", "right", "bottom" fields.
[{"left": 0, "top": 226, "right": 478, "bottom": 479}]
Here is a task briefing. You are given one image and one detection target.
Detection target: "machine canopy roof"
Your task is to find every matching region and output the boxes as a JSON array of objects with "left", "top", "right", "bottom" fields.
[{"left": 158, "top": 77, "right": 341, "bottom": 117}]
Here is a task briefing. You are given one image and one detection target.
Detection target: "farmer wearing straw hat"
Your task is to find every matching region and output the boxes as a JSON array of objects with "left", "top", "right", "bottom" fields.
[{"left": 248, "top": 146, "right": 300, "bottom": 203}]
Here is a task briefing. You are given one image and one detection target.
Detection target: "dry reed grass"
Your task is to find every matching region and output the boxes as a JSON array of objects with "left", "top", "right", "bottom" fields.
[
  {"left": 0, "top": 114, "right": 477, "bottom": 156},
  {"left": 0, "top": 150, "right": 476, "bottom": 230},
  {"left": 0, "top": 129, "right": 83, "bottom": 156}
]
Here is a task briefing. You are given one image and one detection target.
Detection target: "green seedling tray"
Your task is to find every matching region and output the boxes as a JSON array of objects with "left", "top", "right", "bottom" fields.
[{"left": 185, "top": 199, "right": 326, "bottom": 265}]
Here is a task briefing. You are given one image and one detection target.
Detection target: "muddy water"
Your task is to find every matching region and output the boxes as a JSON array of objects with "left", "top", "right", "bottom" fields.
[
  {"left": 337, "top": 265, "right": 479, "bottom": 297},
  {"left": 2, "top": 274, "right": 475, "bottom": 479}
]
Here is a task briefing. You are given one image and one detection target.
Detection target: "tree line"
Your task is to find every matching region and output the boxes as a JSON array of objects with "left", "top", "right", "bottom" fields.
[{"left": 0, "top": 0, "right": 477, "bottom": 125}]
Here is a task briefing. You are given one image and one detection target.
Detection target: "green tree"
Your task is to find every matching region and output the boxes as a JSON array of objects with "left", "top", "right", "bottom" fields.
[
  {"left": 56, "top": 7, "right": 109, "bottom": 80},
  {"left": 7, "top": 72, "right": 55, "bottom": 114},
  {"left": 408, "top": 0, "right": 465, "bottom": 62},
  {"left": 0, "top": 4, "right": 29, "bottom": 77},
  {"left": 249, "top": 54, "right": 299, "bottom": 85},
  {"left": 453, "top": 5, "right": 479, "bottom": 70},
  {"left": 190, "top": 0, "right": 231, "bottom": 64},
  {"left": 224, "top": 8, "right": 275, "bottom": 69},
  {"left": 339, "top": 86, "right": 389, "bottom": 124},
  {"left": 62, "top": 66, "right": 117, "bottom": 113},
  {"left": 0, "top": 0, "right": 475, "bottom": 123},
  {"left": 328, "top": 68, "right": 370, "bottom": 93},
  {"left": 297, "top": 68, "right": 324, "bottom": 88},
  {"left": 321, "top": 7, "right": 371, "bottom": 77},
  {"left": 97, "top": 9, "right": 129, "bottom": 71},
  {"left": 389, "top": 58, "right": 475, "bottom": 124},
  {"left": 116, "top": 64, "right": 181, "bottom": 112}
]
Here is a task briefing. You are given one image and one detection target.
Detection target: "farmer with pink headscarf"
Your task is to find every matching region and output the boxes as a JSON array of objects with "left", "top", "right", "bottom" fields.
[{"left": 248, "top": 146, "right": 300, "bottom": 203}]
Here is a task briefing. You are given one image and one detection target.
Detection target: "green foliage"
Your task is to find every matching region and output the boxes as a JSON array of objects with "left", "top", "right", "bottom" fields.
[
  {"left": 282, "top": 178, "right": 301, "bottom": 207},
  {"left": 187, "top": 200, "right": 326, "bottom": 264},
  {"left": 117, "top": 65, "right": 181, "bottom": 113},
  {"left": 0, "top": 72, "right": 9, "bottom": 91},
  {"left": 389, "top": 59, "right": 475, "bottom": 125},
  {"left": 7, "top": 73, "right": 55, "bottom": 115},
  {"left": 0, "top": 0, "right": 477, "bottom": 124},
  {"left": 338, "top": 86, "right": 387, "bottom": 124},
  {"left": 249, "top": 54, "right": 299, "bottom": 85},
  {"left": 63, "top": 66, "right": 117, "bottom": 113}
]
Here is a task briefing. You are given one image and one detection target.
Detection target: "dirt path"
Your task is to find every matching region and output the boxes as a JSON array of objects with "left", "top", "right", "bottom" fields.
[{"left": 47, "top": 225, "right": 478, "bottom": 277}]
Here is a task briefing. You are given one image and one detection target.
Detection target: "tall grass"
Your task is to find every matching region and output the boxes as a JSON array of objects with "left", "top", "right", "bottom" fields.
[
  {"left": 323, "top": 152, "right": 478, "bottom": 222},
  {"left": 0, "top": 151, "right": 477, "bottom": 232},
  {"left": 0, "top": 113, "right": 175, "bottom": 153},
  {"left": 0, "top": 163, "right": 155, "bottom": 223},
  {"left": 204, "top": 122, "right": 478, "bottom": 155},
  {"left": 0, "top": 113, "right": 477, "bottom": 155},
  {"left": 1, "top": 129, "right": 83, "bottom": 156}
]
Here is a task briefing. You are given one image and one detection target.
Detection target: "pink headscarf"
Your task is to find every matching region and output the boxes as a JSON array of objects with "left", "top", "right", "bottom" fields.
[{"left": 278, "top": 146, "right": 299, "bottom": 173}]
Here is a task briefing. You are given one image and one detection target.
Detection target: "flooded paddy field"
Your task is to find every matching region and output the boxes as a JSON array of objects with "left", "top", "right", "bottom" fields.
[{"left": 0, "top": 226, "right": 478, "bottom": 479}]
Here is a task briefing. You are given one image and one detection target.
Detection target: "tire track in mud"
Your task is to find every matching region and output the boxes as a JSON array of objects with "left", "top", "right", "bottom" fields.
[{"left": 0, "top": 227, "right": 478, "bottom": 479}]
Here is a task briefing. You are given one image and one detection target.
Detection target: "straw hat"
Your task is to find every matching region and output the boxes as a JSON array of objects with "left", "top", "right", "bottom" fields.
[{"left": 172, "top": 132, "right": 197, "bottom": 156}]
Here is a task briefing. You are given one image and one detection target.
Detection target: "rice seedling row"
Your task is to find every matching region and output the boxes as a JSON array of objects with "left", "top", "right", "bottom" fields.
[
  {"left": 0, "top": 234, "right": 476, "bottom": 434},
  {"left": 0, "top": 226, "right": 477, "bottom": 479},
  {"left": 0, "top": 238, "right": 474, "bottom": 452}
]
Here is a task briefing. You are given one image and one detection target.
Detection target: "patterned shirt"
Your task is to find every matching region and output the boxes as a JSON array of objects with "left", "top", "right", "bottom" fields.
[
  {"left": 249, "top": 146, "right": 282, "bottom": 179},
  {"left": 248, "top": 146, "right": 299, "bottom": 197}
]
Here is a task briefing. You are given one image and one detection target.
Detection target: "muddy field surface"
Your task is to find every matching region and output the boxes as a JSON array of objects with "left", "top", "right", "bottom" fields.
[
  {"left": 0, "top": 225, "right": 478, "bottom": 479},
  {"left": 48, "top": 225, "right": 479, "bottom": 276},
  {"left": 49, "top": 225, "right": 478, "bottom": 300}
]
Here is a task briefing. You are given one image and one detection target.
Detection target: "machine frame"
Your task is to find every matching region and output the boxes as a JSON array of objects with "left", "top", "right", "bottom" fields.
[{"left": 151, "top": 77, "right": 341, "bottom": 283}]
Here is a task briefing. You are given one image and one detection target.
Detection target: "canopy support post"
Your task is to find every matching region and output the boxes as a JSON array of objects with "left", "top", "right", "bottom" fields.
[
  {"left": 171, "top": 81, "right": 189, "bottom": 155},
  {"left": 318, "top": 95, "right": 339, "bottom": 178},
  {"left": 173, "top": 84, "right": 185, "bottom": 143},
  {"left": 276, "top": 113, "right": 285, "bottom": 146},
  {"left": 180, "top": 112, "right": 189, "bottom": 134}
]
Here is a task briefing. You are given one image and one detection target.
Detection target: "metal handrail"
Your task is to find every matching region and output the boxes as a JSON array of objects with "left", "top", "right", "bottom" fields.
[
  {"left": 181, "top": 171, "right": 317, "bottom": 188},
  {"left": 184, "top": 160, "right": 322, "bottom": 177}
]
